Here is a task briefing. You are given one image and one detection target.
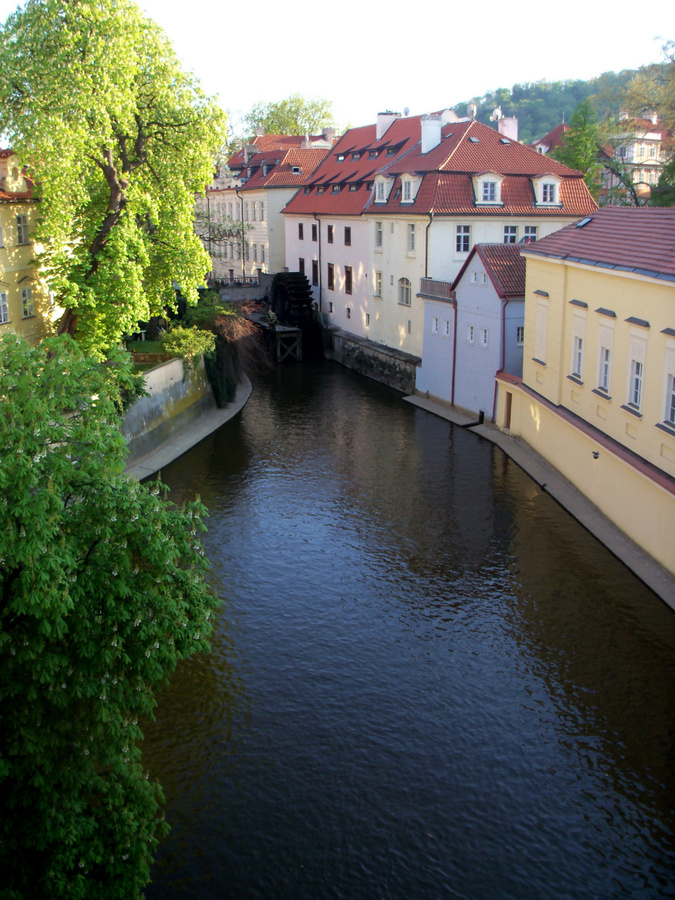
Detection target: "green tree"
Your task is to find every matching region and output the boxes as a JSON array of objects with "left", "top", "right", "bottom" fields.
[
  {"left": 0, "top": 0, "right": 225, "bottom": 357},
  {"left": 551, "top": 99, "right": 603, "bottom": 198},
  {"left": 0, "top": 334, "right": 220, "bottom": 898},
  {"left": 244, "top": 93, "right": 335, "bottom": 137}
]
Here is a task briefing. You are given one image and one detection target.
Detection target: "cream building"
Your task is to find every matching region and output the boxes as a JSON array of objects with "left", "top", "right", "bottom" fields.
[
  {"left": 495, "top": 207, "right": 675, "bottom": 575},
  {"left": 0, "top": 151, "right": 57, "bottom": 344}
]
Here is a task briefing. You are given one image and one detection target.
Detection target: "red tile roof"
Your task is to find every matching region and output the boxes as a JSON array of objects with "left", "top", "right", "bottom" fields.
[
  {"left": 283, "top": 117, "right": 596, "bottom": 219},
  {"left": 228, "top": 134, "right": 335, "bottom": 169},
  {"left": 532, "top": 123, "right": 569, "bottom": 152},
  {"left": 453, "top": 243, "right": 526, "bottom": 297},
  {"left": 234, "top": 148, "right": 331, "bottom": 190},
  {"left": 521, "top": 207, "right": 675, "bottom": 281}
]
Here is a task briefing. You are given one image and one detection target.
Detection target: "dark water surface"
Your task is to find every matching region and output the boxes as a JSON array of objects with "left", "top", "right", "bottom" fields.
[{"left": 142, "top": 361, "right": 675, "bottom": 900}]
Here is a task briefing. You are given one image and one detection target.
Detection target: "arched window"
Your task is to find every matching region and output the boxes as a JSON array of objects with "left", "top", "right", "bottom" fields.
[{"left": 398, "top": 277, "right": 411, "bottom": 306}]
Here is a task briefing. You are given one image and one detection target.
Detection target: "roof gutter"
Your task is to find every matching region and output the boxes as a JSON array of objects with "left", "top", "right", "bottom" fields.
[
  {"left": 313, "top": 212, "right": 322, "bottom": 312},
  {"left": 425, "top": 212, "right": 434, "bottom": 278}
]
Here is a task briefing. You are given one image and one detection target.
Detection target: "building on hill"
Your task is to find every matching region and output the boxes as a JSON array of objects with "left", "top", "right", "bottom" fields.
[
  {"left": 195, "top": 132, "right": 335, "bottom": 282},
  {"left": 283, "top": 110, "right": 597, "bottom": 361},
  {"left": 495, "top": 206, "right": 675, "bottom": 576},
  {"left": 416, "top": 243, "right": 526, "bottom": 419},
  {"left": 599, "top": 113, "right": 673, "bottom": 204},
  {"left": 0, "top": 150, "right": 59, "bottom": 344}
]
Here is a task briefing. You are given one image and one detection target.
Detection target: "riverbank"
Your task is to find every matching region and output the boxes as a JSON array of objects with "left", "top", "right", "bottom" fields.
[
  {"left": 405, "top": 393, "right": 675, "bottom": 612},
  {"left": 125, "top": 375, "right": 251, "bottom": 481}
]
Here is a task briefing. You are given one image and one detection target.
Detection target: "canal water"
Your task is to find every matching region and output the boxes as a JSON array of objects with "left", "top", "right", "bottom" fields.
[{"left": 142, "top": 360, "right": 675, "bottom": 900}]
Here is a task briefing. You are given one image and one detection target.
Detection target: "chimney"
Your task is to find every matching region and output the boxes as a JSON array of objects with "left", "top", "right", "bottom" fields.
[
  {"left": 244, "top": 144, "right": 256, "bottom": 164},
  {"left": 376, "top": 111, "right": 400, "bottom": 140},
  {"left": 498, "top": 116, "right": 518, "bottom": 142},
  {"left": 421, "top": 115, "right": 442, "bottom": 154},
  {"left": 322, "top": 126, "right": 336, "bottom": 143}
]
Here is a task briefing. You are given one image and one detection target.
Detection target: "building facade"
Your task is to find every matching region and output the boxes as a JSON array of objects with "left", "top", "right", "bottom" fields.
[
  {"left": 283, "top": 111, "right": 596, "bottom": 359},
  {"left": 495, "top": 207, "right": 675, "bottom": 574},
  {"left": 0, "top": 151, "right": 57, "bottom": 344}
]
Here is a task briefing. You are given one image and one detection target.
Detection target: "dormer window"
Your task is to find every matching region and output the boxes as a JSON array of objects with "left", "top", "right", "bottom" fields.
[
  {"left": 351, "top": 152, "right": 361, "bottom": 160},
  {"left": 403, "top": 180, "right": 412, "bottom": 202},
  {"left": 332, "top": 184, "right": 341, "bottom": 193},
  {"left": 337, "top": 153, "right": 345, "bottom": 161},
  {"left": 317, "top": 185, "right": 325, "bottom": 193},
  {"left": 374, "top": 177, "right": 392, "bottom": 203},
  {"left": 291, "top": 166, "right": 301, "bottom": 174},
  {"left": 533, "top": 175, "right": 562, "bottom": 207},
  {"left": 387, "top": 147, "right": 397, "bottom": 156},
  {"left": 473, "top": 172, "right": 504, "bottom": 205},
  {"left": 349, "top": 183, "right": 358, "bottom": 191},
  {"left": 369, "top": 150, "right": 378, "bottom": 158}
]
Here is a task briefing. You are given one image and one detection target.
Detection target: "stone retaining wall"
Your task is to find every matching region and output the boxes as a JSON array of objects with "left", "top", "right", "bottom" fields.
[
  {"left": 123, "top": 357, "right": 215, "bottom": 464},
  {"left": 324, "top": 328, "right": 421, "bottom": 394}
]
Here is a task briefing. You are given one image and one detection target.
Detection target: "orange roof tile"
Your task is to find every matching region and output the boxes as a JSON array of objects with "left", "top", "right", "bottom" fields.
[{"left": 283, "top": 116, "right": 596, "bottom": 219}]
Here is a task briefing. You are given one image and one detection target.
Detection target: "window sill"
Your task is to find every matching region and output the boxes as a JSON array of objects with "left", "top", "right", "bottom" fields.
[
  {"left": 621, "top": 404, "right": 642, "bottom": 419},
  {"left": 567, "top": 374, "right": 583, "bottom": 386},
  {"left": 592, "top": 388, "right": 611, "bottom": 401},
  {"left": 656, "top": 421, "right": 675, "bottom": 437},
  {"left": 532, "top": 357, "right": 546, "bottom": 367}
]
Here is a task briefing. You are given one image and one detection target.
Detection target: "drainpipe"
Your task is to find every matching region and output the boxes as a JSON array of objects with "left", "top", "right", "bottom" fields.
[
  {"left": 493, "top": 297, "right": 510, "bottom": 421},
  {"left": 313, "top": 212, "right": 322, "bottom": 313},
  {"left": 450, "top": 289, "right": 458, "bottom": 406},
  {"left": 424, "top": 212, "right": 434, "bottom": 277},
  {"left": 236, "top": 189, "right": 246, "bottom": 280}
]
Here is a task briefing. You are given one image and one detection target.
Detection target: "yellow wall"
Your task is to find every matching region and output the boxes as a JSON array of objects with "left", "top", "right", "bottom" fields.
[
  {"left": 497, "top": 252, "right": 675, "bottom": 575},
  {"left": 521, "top": 254, "right": 675, "bottom": 476},
  {"left": 0, "top": 161, "right": 58, "bottom": 345}
]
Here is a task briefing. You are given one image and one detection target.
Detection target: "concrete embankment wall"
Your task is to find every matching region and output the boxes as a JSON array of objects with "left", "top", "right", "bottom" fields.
[
  {"left": 123, "top": 358, "right": 215, "bottom": 464},
  {"left": 324, "top": 327, "right": 421, "bottom": 395}
]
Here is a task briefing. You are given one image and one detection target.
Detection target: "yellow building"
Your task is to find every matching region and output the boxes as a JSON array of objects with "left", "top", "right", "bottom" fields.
[
  {"left": 496, "top": 207, "right": 675, "bottom": 575},
  {"left": 0, "top": 150, "right": 58, "bottom": 344}
]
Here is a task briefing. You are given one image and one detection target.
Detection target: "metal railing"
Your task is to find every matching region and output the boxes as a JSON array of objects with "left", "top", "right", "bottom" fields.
[{"left": 419, "top": 278, "right": 453, "bottom": 299}]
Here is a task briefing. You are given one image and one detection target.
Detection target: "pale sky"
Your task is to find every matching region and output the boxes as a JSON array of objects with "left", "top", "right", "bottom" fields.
[{"left": 0, "top": 0, "right": 672, "bottom": 133}]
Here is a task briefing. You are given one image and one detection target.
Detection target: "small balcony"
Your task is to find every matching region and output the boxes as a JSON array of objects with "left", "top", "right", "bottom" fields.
[{"left": 418, "top": 278, "right": 454, "bottom": 302}]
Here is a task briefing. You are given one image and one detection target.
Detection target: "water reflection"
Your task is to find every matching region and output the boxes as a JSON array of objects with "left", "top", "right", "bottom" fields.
[{"left": 142, "top": 361, "right": 675, "bottom": 900}]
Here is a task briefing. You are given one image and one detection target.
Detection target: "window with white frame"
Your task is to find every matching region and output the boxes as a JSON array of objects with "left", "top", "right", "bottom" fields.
[
  {"left": 627, "top": 334, "right": 647, "bottom": 409},
  {"left": 666, "top": 373, "right": 675, "bottom": 426},
  {"left": 443, "top": 320, "right": 451, "bottom": 336},
  {"left": 663, "top": 345, "right": 675, "bottom": 426},
  {"left": 345, "top": 266, "right": 352, "bottom": 295},
  {"left": 542, "top": 183, "right": 557, "bottom": 203},
  {"left": 597, "top": 323, "right": 613, "bottom": 393},
  {"left": 16, "top": 214, "right": 28, "bottom": 245},
  {"left": 375, "top": 180, "right": 386, "bottom": 202},
  {"left": 482, "top": 181, "right": 497, "bottom": 202},
  {"left": 480, "top": 328, "right": 489, "bottom": 348},
  {"left": 398, "top": 278, "right": 411, "bottom": 306},
  {"left": 503, "top": 225, "right": 517, "bottom": 243},
  {"left": 244, "top": 203, "right": 249, "bottom": 222},
  {"left": 261, "top": 245, "right": 266, "bottom": 263},
  {"left": 535, "top": 299, "right": 548, "bottom": 363},
  {"left": 456, "top": 225, "right": 470, "bottom": 253},
  {"left": 260, "top": 202, "right": 265, "bottom": 221},
  {"left": 374, "top": 271, "right": 382, "bottom": 297},
  {"left": 0, "top": 291, "right": 8, "bottom": 324},
  {"left": 408, "top": 224, "right": 415, "bottom": 253},
  {"left": 470, "top": 271, "right": 477, "bottom": 284},
  {"left": 432, "top": 317, "right": 438, "bottom": 334},
  {"left": 252, "top": 203, "right": 257, "bottom": 220},
  {"left": 467, "top": 325, "right": 474, "bottom": 343},
  {"left": 298, "top": 223, "right": 304, "bottom": 240},
  {"left": 403, "top": 179, "right": 412, "bottom": 202},
  {"left": 375, "top": 221, "right": 383, "bottom": 249},
  {"left": 524, "top": 225, "right": 537, "bottom": 242},
  {"left": 327, "top": 225, "right": 334, "bottom": 244},
  {"left": 516, "top": 326, "right": 524, "bottom": 346},
  {"left": 253, "top": 244, "right": 258, "bottom": 262},
  {"left": 571, "top": 313, "right": 585, "bottom": 379}
]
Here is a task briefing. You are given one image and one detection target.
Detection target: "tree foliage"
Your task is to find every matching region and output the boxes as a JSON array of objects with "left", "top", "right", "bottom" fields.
[
  {"left": 244, "top": 93, "right": 335, "bottom": 138},
  {"left": 551, "top": 99, "right": 603, "bottom": 198},
  {"left": 0, "top": 0, "right": 225, "bottom": 357},
  {"left": 0, "top": 334, "right": 220, "bottom": 898}
]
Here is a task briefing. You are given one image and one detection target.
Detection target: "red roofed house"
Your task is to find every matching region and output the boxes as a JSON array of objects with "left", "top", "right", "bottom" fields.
[
  {"left": 531, "top": 123, "right": 570, "bottom": 155},
  {"left": 0, "top": 150, "right": 60, "bottom": 344},
  {"left": 196, "top": 132, "right": 335, "bottom": 281},
  {"left": 416, "top": 243, "right": 526, "bottom": 419},
  {"left": 283, "top": 111, "right": 596, "bottom": 367},
  {"left": 495, "top": 207, "right": 675, "bottom": 579}
]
